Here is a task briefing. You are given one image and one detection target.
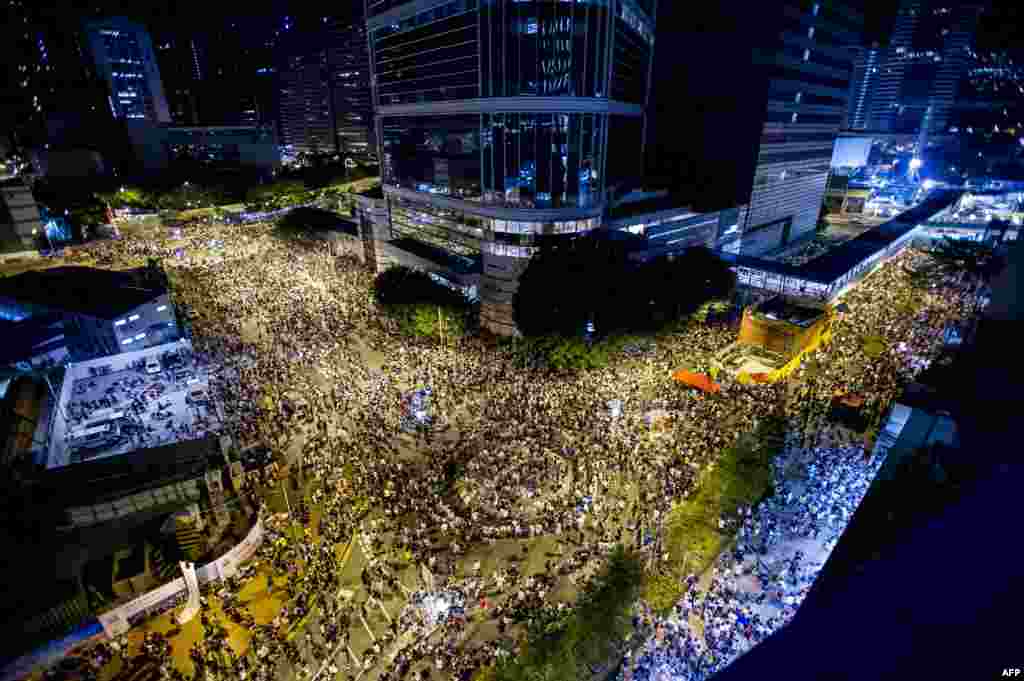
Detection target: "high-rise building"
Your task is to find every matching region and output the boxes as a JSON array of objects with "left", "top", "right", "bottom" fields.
[
  {"left": 154, "top": 34, "right": 203, "bottom": 126},
  {"left": 846, "top": 44, "right": 883, "bottom": 130},
  {"left": 646, "top": 0, "right": 864, "bottom": 256},
  {"left": 278, "top": 47, "right": 336, "bottom": 155},
  {"left": 82, "top": 18, "right": 171, "bottom": 124},
  {"left": 155, "top": 21, "right": 279, "bottom": 131},
  {"left": 327, "top": 21, "right": 375, "bottom": 160},
  {"left": 867, "top": 1, "right": 983, "bottom": 136},
  {"left": 1, "top": 1, "right": 114, "bottom": 151},
  {"left": 278, "top": 16, "right": 375, "bottom": 159},
  {"left": 738, "top": 2, "right": 865, "bottom": 255},
  {"left": 365, "top": 0, "right": 657, "bottom": 333}
]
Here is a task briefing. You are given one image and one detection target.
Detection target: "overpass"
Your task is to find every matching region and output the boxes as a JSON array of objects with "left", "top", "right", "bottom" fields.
[{"left": 713, "top": 190, "right": 963, "bottom": 302}]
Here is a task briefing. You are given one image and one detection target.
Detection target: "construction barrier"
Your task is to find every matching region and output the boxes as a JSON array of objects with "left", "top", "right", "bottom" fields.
[{"left": 98, "top": 516, "right": 264, "bottom": 637}]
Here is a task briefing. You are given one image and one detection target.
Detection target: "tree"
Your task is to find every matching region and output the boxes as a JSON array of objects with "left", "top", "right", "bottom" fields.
[
  {"left": 495, "top": 546, "right": 641, "bottom": 681},
  {"left": 515, "top": 236, "right": 735, "bottom": 339},
  {"left": 514, "top": 233, "right": 633, "bottom": 337},
  {"left": 912, "top": 236, "right": 1005, "bottom": 287},
  {"left": 374, "top": 265, "right": 473, "bottom": 341}
]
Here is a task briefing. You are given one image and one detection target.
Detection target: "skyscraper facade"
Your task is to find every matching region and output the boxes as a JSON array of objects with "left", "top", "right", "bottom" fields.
[
  {"left": 736, "top": 1, "right": 865, "bottom": 255},
  {"left": 278, "top": 18, "right": 376, "bottom": 159},
  {"left": 644, "top": 0, "right": 863, "bottom": 257},
  {"left": 365, "top": 0, "right": 656, "bottom": 333},
  {"left": 867, "top": 0, "right": 983, "bottom": 136},
  {"left": 83, "top": 18, "right": 171, "bottom": 124},
  {"left": 328, "top": 21, "right": 376, "bottom": 160},
  {"left": 846, "top": 44, "right": 882, "bottom": 130},
  {"left": 278, "top": 47, "right": 336, "bottom": 155}
]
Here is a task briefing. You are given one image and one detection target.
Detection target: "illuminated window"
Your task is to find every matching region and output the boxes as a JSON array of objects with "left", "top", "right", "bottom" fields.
[
  {"left": 114, "top": 319, "right": 126, "bottom": 326},
  {"left": 156, "top": 305, "right": 167, "bottom": 312},
  {"left": 128, "top": 314, "right": 140, "bottom": 321},
  {"left": 135, "top": 333, "right": 146, "bottom": 340},
  {"left": 122, "top": 338, "right": 133, "bottom": 345},
  {"left": 794, "top": 92, "right": 803, "bottom": 103},
  {"left": 803, "top": 49, "right": 811, "bottom": 62},
  {"left": 791, "top": 112, "right": 799, "bottom": 124},
  {"left": 812, "top": 3, "right": 820, "bottom": 16},
  {"left": 807, "top": 27, "right": 815, "bottom": 39}
]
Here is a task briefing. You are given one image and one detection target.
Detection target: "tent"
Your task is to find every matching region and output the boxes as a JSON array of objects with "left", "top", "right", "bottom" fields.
[{"left": 671, "top": 370, "right": 721, "bottom": 393}]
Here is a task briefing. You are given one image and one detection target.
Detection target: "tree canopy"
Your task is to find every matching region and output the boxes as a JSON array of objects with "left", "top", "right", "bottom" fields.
[
  {"left": 374, "top": 265, "right": 474, "bottom": 342},
  {"left": 514, "top": 234, "right": 735, "bottom": 338},
  {"left": 495, "top": 545, "right": 642, "bottom": 681},
  {"left": 911, "top": 236, "right": 1005, "bottom": 287}
]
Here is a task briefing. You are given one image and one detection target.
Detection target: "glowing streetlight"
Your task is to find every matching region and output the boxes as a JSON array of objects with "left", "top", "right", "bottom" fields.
[{"left": 909, "top": 158, "right": 923, "bottom": 170}]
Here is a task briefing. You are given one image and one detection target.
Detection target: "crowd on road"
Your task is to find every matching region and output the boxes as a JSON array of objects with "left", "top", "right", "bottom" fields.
[{"left": 49, "top": 217, "right": 982, "bottom": 681}]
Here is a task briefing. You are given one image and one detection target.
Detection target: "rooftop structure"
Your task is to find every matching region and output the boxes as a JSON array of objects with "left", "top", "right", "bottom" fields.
[
  {"left": 0, "top": 267, "right": 164, "bottom": 321},
  {"left": 0, "top": 266, "right": 178, "bottom": 360}
]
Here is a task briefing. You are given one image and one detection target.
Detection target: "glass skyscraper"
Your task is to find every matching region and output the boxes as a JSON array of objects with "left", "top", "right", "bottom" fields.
[
  {"left": 365, "top": 0, "right": 657, "bottom": 334},
  {"left": 867, "top": 0, "right": 982, "bottom": 137}
]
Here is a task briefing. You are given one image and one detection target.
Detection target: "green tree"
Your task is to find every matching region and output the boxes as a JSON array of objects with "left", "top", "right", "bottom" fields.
[
  {"left": 496, "top": 546, "right": 642, "bottom": 681},
  {"left": 374, "top": 265, "right": 473, "bottom": 341},
  {"left": 911, "top": 236, "right": 1005, "bottom": 287},
  {"left": 515, "top": 235, "right": 734, "bottom": 338}
]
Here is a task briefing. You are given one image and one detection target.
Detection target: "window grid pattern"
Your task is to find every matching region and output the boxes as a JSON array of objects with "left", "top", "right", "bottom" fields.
[
  {"left": 482, "top": 112, "right": 605, "bottom": 209},
  {"left": 480, "top": 0, "right": 612, "bottom": 99},
  {"left": 372, "top": 0, "right": 481, "bottom": 105}
]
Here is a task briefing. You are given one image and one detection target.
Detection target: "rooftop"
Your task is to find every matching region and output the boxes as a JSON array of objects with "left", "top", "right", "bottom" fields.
[
  {"left": 0, "top": 267, "right": 166, "bottom": 320},
  {"left": 719, "top": 190, "right": 963, "bottom": 284},
  {"left": 36, "top": 434, "right": 217, "bottom": 508},
  {"left": 609, "top": 193, "right": 694, "bottom": 221},
  {"left": 754, "top": 296, "right": 827, "bottom": 327}
]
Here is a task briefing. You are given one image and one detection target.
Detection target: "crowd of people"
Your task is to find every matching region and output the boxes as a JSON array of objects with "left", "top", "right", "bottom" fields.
[{"left": 52, "top": 214, "right": 984, "bottom": 681}]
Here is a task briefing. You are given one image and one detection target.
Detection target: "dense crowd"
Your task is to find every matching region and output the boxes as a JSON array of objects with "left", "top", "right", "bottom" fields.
[{"left": 54, "top": 216, "right": 983, "bottom": 681}]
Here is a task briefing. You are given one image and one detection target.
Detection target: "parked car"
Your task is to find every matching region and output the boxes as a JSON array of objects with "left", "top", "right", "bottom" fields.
[{"left": 145, "top": 357, "right": 161, "bottom": 374}]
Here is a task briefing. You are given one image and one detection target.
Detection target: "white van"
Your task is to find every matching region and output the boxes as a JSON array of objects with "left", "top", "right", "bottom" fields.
[{"left": 145, "top": 357, "right": 161, "bottom": 374}]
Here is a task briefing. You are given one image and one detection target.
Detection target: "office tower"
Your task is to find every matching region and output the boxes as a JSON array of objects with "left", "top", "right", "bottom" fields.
[
  {"left": 868, "top": 1, "right": 983, "bottom": 136},
  {"left": 737, "top": 1, "right": 865, "bottom": 255},
  {"left": 278, "top": 15, "right": 375, "bottom": 158},
  {"left": 154, "top": 34, "right": 204, "bottom": 126},
  {"left": 83, "top": 17, "right": 171, "bottom": 124},
  {"left": 365, "top": 0, "right": 657, "bottom": 334},
  {"left": 327, "top": 20, "right": 375, "bottom": 160},
  {"left": 646, "top": 0, "right": 863, "bottom": 256},
  {"left": 846, "top": 44, "right": 882, "bottom": 130}
]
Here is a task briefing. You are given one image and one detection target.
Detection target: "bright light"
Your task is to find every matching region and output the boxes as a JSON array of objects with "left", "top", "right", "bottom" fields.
[
  {"left": 909, "top": 158, "right": 923, "bottom": 169},
  {"left": 923, "top": 180, "right": 935, "bottom": 190}
]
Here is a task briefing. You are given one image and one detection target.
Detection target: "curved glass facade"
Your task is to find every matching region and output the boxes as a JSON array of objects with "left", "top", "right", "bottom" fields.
[
  {"left": 387, "top": 196, "right": 601, "bottom": 259},
  {"left": 370, "top": 0, "right": 655, "bottom": 105},
  {"left": 381, "top": 113, "right": 606, "bottom": 209}
]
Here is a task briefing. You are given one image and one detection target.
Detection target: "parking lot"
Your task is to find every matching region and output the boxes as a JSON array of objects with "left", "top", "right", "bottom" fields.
[{"left": 45, "top": 340, "right": 222, "bottom": 468}]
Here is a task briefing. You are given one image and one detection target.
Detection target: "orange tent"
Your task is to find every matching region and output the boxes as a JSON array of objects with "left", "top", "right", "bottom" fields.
[
  {"left": 838, "top": 393, "right": 865, "bottom": 408},
  {"left": 671, "top": 370, "right": 721, "bottom": 393}
]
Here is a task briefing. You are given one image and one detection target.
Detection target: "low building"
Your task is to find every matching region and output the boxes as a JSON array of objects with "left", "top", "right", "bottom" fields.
[
  {"left": 0, "top": 266, "right": 179, "bottom": 360},
  {"left": 125, "top": 122, "right": 281, "bottom": 175},
  {"left": 715, "top": 296, "right": 835, "bottom": 383},
  {"left": 33, "top": 149, "right": 107, "bottom": 179}
]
